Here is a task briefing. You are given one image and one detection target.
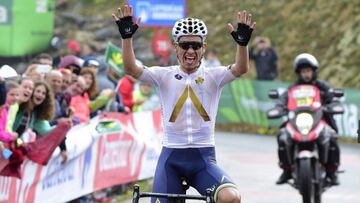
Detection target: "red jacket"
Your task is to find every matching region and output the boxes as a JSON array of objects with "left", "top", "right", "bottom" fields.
[
  {"left": 118, "top": 76, "right": 135, "bottom": 111},
  {"left": 70, "top": 93, "right": 90, "bottom": 123}
]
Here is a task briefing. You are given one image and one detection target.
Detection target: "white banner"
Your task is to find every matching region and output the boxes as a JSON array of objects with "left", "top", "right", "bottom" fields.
[{"left": 0, "top": 110, "right": 163, "bottom": 203}]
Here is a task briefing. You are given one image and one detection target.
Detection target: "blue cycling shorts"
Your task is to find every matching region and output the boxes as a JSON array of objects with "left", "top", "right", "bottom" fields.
[{"left": 151, "top": 147, "right": 237, "bottom": 203}]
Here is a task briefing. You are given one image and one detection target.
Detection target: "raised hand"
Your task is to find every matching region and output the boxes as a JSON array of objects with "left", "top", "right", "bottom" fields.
[
  {"left": 112, "top": 5, "right": 141, "bottom": 39},
  {"left": 227, "top": 10, "right": 256, "bottom": 46}
]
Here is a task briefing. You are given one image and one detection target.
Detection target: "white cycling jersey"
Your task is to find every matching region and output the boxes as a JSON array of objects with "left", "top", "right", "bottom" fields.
[{"left": 139, "top": 65, "right": 236, "bottom": 148}]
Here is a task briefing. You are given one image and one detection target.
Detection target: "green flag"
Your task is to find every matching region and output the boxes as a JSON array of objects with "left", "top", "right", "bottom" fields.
[{"left": 105, "top": 42, "right": 125, "bottom": 80}]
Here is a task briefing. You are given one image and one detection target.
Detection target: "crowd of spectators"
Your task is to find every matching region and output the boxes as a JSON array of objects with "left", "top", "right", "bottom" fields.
[{"left": 0, "top": 40, "right": 160, "bottom": 166}]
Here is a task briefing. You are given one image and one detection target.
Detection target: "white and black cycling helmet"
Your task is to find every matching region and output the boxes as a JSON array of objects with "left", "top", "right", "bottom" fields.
[
  {"left": 172, "top": 17, "right": 208, "bottom": 42},
  {"left": 293, "top": 53, "right": 319, "bottom": 73}
]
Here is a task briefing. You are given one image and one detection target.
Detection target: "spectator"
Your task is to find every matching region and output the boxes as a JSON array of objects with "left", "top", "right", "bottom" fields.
[
  {"left": 46, "top": 70, "right": 65, "bottom": 126},
  {"left": 32, "top": 53, "right": 53, "bottom": 66},
  {"left": 58, "top": 55, "right": 82, "bottom": 76},
  {"left": 203, "top": 49, "right": 221, "bottom": 67},
  {"left": 4, "top": 81, "right": 20, "bottom": 124},
  {"left": 96, "top": 57, "right": 115, "bottom": 92},
  {"left": 0, "top": 65, "right": 19, "bottom": 80},
  {"left": 66, "top": 39, "right": 81, "bottom": 57},
  {"left": 52, "top": 76, "right": 87, "bottom": 163},
  {"left": 81, "top": 69, "right": 98, "bottom": 100},
  {"left": 0, "top": 81, "right": 19, "bottom": 142},
  {"left": 24, "top": 63, "right": 52, "bottom": 81},
  {"left": 46, "top": 70, "right": 69, "bottom": 163},
  {"left": 71, "top": 69, "right": 113, "bottom": 123},
  {"left": 133, "top": 82, "right": 159, "bottom": 112},
  {"left": 13, "top": 81, "right": 55, "bottom": 138},
  {"left": 47, "top": 70, "right": 73, "bottom": 124},
  {"left": 104, "top": 82, "right": 129, "bottom": 114},
  {"left": 81, "top": 44, "right": 98, "bottom": 59},
  {"left": 46, "top": 70, "right": 63, "bottom": 96},
  {"left": 250, "top": 36, "right": 278, "bottom": 80},
  {"left": 60, "top": 69, "right": 73, "bottom": 91},
  {"left": 57, "top": 76, "right": 87, "bottom": 122},
  {"left": 118, "top": 75, "right": 139, "bottom": 112},
  {"left": 14, "top": 80, "right": 70, "bottom": 163},
  {"left": 9, "top": 78, "right": 34, "bottom": 136},
  {"left": 83, "top": 57, "right": 100, "bottom": 72},
  {"left": 80, "top": 69, "right": 115, "bottom": 117},
  {"left": 70, "top": 70, "right": 93, "bottom": 123},
  {"left": 0, "top": 81, "right": 20, "bottom": 157}
]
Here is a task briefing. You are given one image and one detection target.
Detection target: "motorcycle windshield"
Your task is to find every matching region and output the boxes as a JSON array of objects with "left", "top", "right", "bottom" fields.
[{"left": 287, "top": 85, "right": 322, "bottom": 111}]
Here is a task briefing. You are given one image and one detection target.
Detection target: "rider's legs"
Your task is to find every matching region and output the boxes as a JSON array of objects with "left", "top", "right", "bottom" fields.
[
  {"left": 152, "top": 147, "right": 239, "bottom": 203},
  {"left": 327, "top": 137, "right": 340, "bottom": 185},
  {"left": 317, "top": 125, "right": 340, "bottom": 185},
  {"left": 276, "top": 128, "right": 294, "bottom": 184},
  {"left": 217, "top": 188, "right": 241, "bottom": 203},
  {"left": 152, "top": 148, "right": 186, "bottom": 203},
  {"left": 189, "top": 147, "right": 240, "bottom": 203}
]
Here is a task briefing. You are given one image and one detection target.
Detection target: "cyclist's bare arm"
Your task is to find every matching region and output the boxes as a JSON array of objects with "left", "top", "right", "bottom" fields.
[
  {"left": 112, "top": 5, "right": 143, "bottom": 79},
  {"left": 122, "top": 38, "right": 143, "bottom": 78},
  {"left": 228, "top": 10, "right": 256, "bottom": 77}
]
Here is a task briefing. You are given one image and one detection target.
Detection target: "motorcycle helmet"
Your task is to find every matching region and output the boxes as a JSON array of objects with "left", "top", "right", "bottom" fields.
[
  {"left": 293, "top": 53, "right": 319, "bottom": 73},
  {"left": 172, "top": 17, "right": 208, "bottom": 42},
  {"left": 293, "top": 53, "right": 319, "bottom": 82}
]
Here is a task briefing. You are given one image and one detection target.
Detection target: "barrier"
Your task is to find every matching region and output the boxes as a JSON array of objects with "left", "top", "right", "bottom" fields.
[{"left": 0, "top": 110, "right": 162, "bottom": 203}]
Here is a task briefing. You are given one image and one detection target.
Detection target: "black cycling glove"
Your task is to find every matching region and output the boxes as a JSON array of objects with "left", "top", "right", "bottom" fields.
[
  {"left": 116, "top": 16, "right": 138, "bottom": 39},
  {"left": 231, "top": 23, "right": 253, "bottom": 46}
]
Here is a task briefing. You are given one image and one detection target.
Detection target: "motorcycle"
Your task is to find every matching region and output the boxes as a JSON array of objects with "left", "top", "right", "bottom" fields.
[{"left": 267, "top": 84, "right": 344, "bottom": 203}]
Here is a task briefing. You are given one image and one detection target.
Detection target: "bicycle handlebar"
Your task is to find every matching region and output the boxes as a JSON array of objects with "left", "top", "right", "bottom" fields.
[{"left": 132, "top": 184, "right": 213, "bottom": 203}]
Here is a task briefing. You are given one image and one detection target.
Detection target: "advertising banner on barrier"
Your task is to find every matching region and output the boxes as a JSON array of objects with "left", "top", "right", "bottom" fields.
[
  {"left": 0, "top": 110, "right": 162, "bottom": 203},
  {"left": 218, "top": 79, "right": 359, "bottom": 139}
]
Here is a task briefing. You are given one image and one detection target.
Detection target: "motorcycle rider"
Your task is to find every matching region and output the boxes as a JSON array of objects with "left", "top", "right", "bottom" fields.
[{"left": 275, "top": 53, "right": 340, "bottom": 186}]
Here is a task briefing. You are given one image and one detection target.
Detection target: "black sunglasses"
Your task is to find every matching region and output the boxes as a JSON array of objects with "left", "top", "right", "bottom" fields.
[{"left": 177, "top": 41, "right": 203, "bottom": 50}]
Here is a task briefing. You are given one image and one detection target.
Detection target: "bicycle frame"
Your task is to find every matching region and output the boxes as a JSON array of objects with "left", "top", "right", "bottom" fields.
[{"left": 132, "top": 184, "right": 214, "bottom": 203}]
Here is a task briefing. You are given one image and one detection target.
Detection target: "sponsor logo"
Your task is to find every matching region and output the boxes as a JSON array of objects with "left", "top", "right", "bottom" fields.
[
  {"left": 42, "top": 159, "right": 76, "bottom": 190},
  {"left": 175, "top": 74, "right": 183, "bottom": 80},
  {"left": 99, "top": 135, "right": 132, "bottom": 171},
  {"left": 237, "top": 35, "right": 244, "bottom": 41},
  {"left": 195, "top": 76, "right": 204, "bottom": 85}
]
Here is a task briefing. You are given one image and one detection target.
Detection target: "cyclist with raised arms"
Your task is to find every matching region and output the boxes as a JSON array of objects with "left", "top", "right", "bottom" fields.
[{"left": 113, "top": 5, "right": 255, "bottom": 203}]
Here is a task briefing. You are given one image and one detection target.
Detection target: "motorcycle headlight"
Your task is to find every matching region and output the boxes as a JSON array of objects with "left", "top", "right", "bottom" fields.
[{"left": 295, "top": 113, "right": 314, "bottom": 135}]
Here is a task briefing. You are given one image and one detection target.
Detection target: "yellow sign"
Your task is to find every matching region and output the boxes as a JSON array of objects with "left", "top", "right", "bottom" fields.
[{"left": 295, "top": 97, "right": 313, "bottom": 106}]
